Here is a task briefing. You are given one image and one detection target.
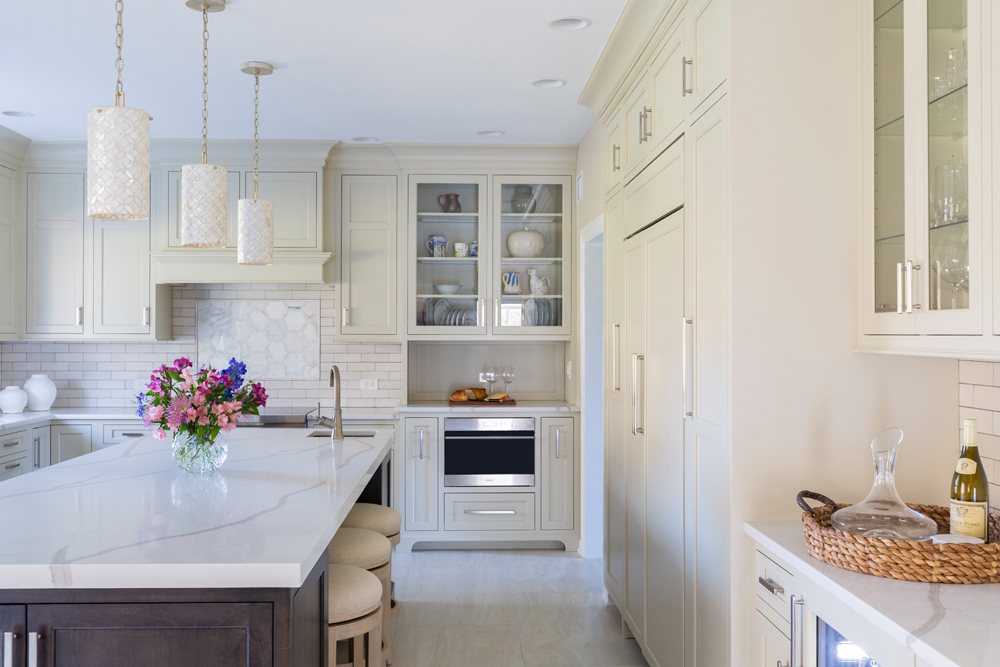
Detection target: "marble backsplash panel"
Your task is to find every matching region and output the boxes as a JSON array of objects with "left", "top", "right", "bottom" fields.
[{"left": 0, "top": 283, "right": 401, "bottom": 411}]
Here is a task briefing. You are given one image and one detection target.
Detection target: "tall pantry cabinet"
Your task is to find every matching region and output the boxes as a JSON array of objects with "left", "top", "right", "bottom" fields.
[{"left": 593, "top": 0, "right": 730, "bottom": 666}]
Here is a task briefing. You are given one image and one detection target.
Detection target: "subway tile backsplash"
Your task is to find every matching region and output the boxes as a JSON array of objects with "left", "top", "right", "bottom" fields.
[
  {"left": 0, "top": 284, "right": 402, "bottom": 412},
  {"left": 958, "top": 360, "right": 1000, "bottom": 506}
]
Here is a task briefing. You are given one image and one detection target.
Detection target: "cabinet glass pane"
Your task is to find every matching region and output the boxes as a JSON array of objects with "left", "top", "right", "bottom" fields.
[
  {"left": 415, "top": 182, "right": 481, "bottom": 328},
  {"left": 927, "top": 0, "right": 969, "bottom": 311},
  {"left": 498, "top": 183, "right": 563, "bottom": 328},
  {"left": 874, "top": 0, "right": 904, "bottom": 313}
]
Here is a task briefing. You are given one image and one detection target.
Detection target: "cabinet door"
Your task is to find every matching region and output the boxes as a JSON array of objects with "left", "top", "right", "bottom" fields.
[
  {"left": 606, "top": 111, "right": 625, "bottom": 193},
  {"left": 686, "top": 0, "right": 729, "bottom": 114},
  {"left": 341, "top": 175, "right": 397, "bottom": 335},
  {"left": 248, "top": 171, "right": 318, "bottom": 248},
  {"left": 751, "top": 610, "right": 790, "bottom": 667},
  {"left": 540, "top": 418, "right": 574, "bottom": 530},
  {"left": 27, "top": 603, "right": 271, "bottom": 667},
  {"left": 649, "top": 22, "right": 686, "bottom": 153},
  {"left": 0, "top": 605, "right": 26, "bottom": 667},
  {"left": 31, "top": 426, "right": 50, "bottom": 471},
  {"left": 0, "top": 164, "right": 17, "bottom": 338},
  {"left": 26, "top": 173, "right": 85, "bottom": 335},
  {"left": 50, "top": 424, "right": 93, "bottom": 465},
  {"left": 166, "top": 170, "right": 241, "bottom": 248},
  {"left": 408, "top": 175, "right": 488, "bottom": 335},
  {"left": 623, "top": 81, "right": 650, "bottom": 176},
  {"left": 623, "top": 139, "right": 684, "bottom": 239},
  {"left": 492, "top": 175, "right": 572, "bottom": 335},
  {"left": 404, "top": 418, "right": 439, "bottom": 531},
  {"left": 93, "top": 219, "right": 150, "bottom": 335}
]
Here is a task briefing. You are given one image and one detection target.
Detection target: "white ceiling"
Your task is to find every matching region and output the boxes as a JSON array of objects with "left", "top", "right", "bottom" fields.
[{"left": 0, "top": 0, "right": 626, "bottom": 144}]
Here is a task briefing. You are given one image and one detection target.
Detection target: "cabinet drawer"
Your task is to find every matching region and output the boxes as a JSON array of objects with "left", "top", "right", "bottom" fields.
[
  {"left": 444, "top": 493, "right": 535, "bottom": 531},
  {"left": 755, "top": 550, "right": 794, "bottom": 623},
  {"left": 0, "top": 456, "right": 28, "bottom": 482},
  {"left": 623, "top": 139, "right": 684, "bottom": 238},
  {"left": 0, "top": 430, "right": 28, "bottom": 463},
  {"left": 103, "top": 423, "right": 148, "bottom": 445}
]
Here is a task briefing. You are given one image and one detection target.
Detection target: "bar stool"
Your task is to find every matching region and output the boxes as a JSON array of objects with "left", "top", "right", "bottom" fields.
[
  {"left": 329, "top": 527, "right": 394, "bottom": 665},
  {"left": 328, "top": 564, "right": 383, "bottom": 667},
  {"left": 342, "top": 503, "right": 403, "bottom": 622}
]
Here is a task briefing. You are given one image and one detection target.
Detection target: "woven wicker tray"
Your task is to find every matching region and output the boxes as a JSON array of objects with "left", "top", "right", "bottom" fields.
[{"left": 800, "top": 493, "right": 1000, "bottom": 584}]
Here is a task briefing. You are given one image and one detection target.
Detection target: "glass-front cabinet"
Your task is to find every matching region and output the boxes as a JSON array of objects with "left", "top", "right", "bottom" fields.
[
  {"left": 863, "top": 0, "right": 982, "bottom": 336},
  {"left": 407, "top": 174, "right": 571, "bottom": 336}
]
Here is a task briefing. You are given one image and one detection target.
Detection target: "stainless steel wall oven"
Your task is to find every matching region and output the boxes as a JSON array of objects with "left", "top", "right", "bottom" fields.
[{"left": 443, "top": 418, "right": 535, "bottom": 487}]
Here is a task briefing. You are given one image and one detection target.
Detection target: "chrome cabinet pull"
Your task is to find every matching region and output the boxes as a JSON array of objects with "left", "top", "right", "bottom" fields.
[
  {"left": 904, "top": 260, "right": 921, "bottom": 312},
  {"left": 418, "top": 428, "right": 425, "bottom": 460},
  {"left": 494, "top": 298, "right": 500, "bottom": 326},
  {"left": 935, "top": 259, "right": 942, "bottom": 310},
  {"left": 27, "top": 632, "right": 38, "bottom": 667},
  {"left": 2, "top": 441, "right": 17, "bottom": 448},
  {"left": 896, "top": 262, "right": 904, "bottom": 314},
  {"left": 638, "top": 110, "right": 644, "bottom": 143},
  {"left": 612, "top": 144, "right": 621, "bottom": 172},
  {"left": 631, "top": 353, "right": 645, "bottom": 435},
  {"left": 758, "top": 576, "right": 784, "bottom": 595},
  {"left": 682, "top": 57, "right": 693, "bottom": 96},
  {"left": 75, "top": 306, "right": 82, "bottom": 326},
  {"left": 121, "top": 432, "right": 145, "bottom": 437},
  {"left": 643, "top": 106, "right": 653, "bottom": 139},
  {"left": 465, "top": 509, "right": 515, "bottom": 515},
  {"left": 612, "top": 323, "right": 621, "bottom": 392},
  {"left": 790, "top": 596, "right": 804, "bottom": 667},
  {"left": 342, "top": 307, "right": 350, "bottom": 328},
  {"left": 33, "top": 437, "right": 39, "bottom": 469},
  {"left": 555, "top": 428, "right": 561, "bottom": 459},
  {"left": 682, "top": 317, "right": 693, "bottom": 418},
  {"left": 478, "top": 298, "right": 485, "bottom": 326},
  {"left": 142, "top": 306, "right": 149, "bottom": 326},
  {"left": 3, "top": 632, "right": 13, "bottom": 667},
  {"left": 5, "top": 463, "right": 20, "bottom": 471}
]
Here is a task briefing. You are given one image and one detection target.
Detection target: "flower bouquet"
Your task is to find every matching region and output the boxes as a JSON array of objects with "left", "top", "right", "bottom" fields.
[{"left": 136, "top": 357, "right": 268, "bottom": 473}]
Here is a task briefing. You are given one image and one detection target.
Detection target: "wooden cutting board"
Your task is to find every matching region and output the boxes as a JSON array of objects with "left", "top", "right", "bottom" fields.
[{"left": 448, "top": 399, "right": 517, "bottom": 406}]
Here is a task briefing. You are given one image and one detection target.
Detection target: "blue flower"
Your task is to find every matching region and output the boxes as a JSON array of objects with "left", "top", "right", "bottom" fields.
[
  {"left": 226, "top": 358, "right": 247, "bottom": 389},
  {"left": 135, "top": 394, "right": 146, "bottom": 419}
]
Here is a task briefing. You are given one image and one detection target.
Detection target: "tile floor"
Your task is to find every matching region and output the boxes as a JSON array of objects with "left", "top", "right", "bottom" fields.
[{"left": 388, "top": 549, "right": 648, "bottom": 667}]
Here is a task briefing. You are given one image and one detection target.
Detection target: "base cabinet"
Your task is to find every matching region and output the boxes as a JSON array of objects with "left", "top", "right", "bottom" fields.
[
  {"left": 30, "top": 426, "right": 49, "bottom": 471},
  {"left": 540, "top": 418, "right": 574, "bottom": 530},
  {"left": 403, "top": 418, "right": 439, "bottom": 531},
  {"left": 50, "top": 424, "right": 93, "bottom": 465},
  {"left": 751, "top": 610, "right": 790, "bottom": 667}
]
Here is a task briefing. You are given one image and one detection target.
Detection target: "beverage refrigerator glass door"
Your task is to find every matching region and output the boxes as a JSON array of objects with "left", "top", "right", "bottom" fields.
[
  {"left": 443, "top": 417, "right": 535, "bottom": 486},
  {"left": 817, "top": 619, "right": 880, "bottom": 667}
]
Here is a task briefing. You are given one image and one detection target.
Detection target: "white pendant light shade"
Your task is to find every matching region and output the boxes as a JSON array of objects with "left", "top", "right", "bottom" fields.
[
  {"left": 237, "top": 198, "right": 274, "bottom": 264},
  {"left": 181, "top": 163, "right": 228, "bottom": 247},
  {"left": 87, "top": 106, "right": 150, "bottom": 220}
]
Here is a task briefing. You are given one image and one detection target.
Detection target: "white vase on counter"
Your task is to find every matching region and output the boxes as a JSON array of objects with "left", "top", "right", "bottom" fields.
[
  {"left": 23, "top": 374, "right": 57, "bottom": 411},
  {"left": 0, "top": 386, "right": 28, "bottom": 414}
]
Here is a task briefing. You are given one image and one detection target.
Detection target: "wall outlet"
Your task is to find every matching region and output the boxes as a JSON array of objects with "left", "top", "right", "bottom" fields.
[
  {"left": 360, "top": 379, "right": 378, "bottom": 391},
  {"left": 133, "top": 379, "right": 148, "bottom": 394}
]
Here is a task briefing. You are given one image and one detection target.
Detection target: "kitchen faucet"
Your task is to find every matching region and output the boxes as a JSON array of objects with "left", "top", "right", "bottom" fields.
[{"left": 315, "top": 365, "right": 344, "bottom": 439}]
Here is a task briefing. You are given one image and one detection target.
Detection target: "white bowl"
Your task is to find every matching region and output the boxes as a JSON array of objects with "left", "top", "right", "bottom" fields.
[{"left": 434, "top": 284, "right": 462, "bottom": 295}]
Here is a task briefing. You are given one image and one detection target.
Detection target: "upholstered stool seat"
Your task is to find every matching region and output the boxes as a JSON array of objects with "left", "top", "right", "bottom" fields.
[
  {"left": 329, "top": 527, "right": 394, "bottom": 664},
  {"left": 343, "top": 503, "right": 402, "bottom": 546},
  {"left": 328, "top": 564, "right": 383, "bottom": 667}
]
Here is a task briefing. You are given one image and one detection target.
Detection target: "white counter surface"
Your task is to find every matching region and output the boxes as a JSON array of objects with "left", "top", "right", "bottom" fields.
[
  {"left": 0, "top": 408, "right": 141, "bottom": 431},
  {"left": 746, "top": 520, "right": 1000, "bottom": 667},
  {"left": 0, "top": 427, "right": 393, "bottom": 590},
  {"left": 395, "top": 400, "right": 580, "bottom": 413}
]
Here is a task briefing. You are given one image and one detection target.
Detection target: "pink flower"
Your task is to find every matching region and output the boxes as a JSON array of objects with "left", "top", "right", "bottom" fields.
[
  {"left": 192, "top": 392, "right": 206, "bottom": 406},
  {"left": 222, "top": 421, "right": 237, "bottom": 433},
  {"left": 185, "top": 408, "right": 199, "bottom": 422},
  {"left": 174, "top": 357, "right": 193, "bottom": 370},
  {"left": 218, "top": 414, "right": 229, "bottom": 426},
  {"left": 229, "top": 412, "right": 241, "bottom": 422},
  {"left": 212, "top": 404, "right": 226, "bottom": 416},
  {"left": 151, "top": 429, "right": 167, "bottom": 440},
  {"left": 147, "top": 406, "right": 164, "bottom": 421},
  {"left": 197, "top": 415, "right": 210, "bottom": 426}
]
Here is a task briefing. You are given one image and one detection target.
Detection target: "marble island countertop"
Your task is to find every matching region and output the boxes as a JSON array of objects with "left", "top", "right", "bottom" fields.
[
  {"left": 0, "top": 427, "right": 393, "bottom": 590},
  {"left": 746, "top": 521, "right": 1000, "bottom": 667}
]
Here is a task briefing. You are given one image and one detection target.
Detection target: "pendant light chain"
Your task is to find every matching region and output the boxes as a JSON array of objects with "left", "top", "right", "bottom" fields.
[
  {"left": 201, "top": 5, "right": 210, "bottom": 164},
  {"left": 253, "top": 70, "right": 260, "bottom": 199},
  {"left": 114, "top": 0, "right": 124, "bottom": 106}
]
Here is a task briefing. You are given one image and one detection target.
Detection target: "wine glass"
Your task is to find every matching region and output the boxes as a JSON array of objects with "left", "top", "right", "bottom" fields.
[
  {"left": 501, "top": 367, "right": 516, "bottom": 396},
  {"left": 482, "top": 364, "right": 498, "bottom": 395},
  {"left": 934, "top": 233, "right": 969, "bottom": 310}
]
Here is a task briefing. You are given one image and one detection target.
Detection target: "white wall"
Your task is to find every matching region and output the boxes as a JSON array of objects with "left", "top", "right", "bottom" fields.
[{"left": 729, "top": 0, "right": 958, "bottom": 661}]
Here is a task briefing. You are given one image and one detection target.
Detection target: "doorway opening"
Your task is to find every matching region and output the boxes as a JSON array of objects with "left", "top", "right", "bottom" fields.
[{"left": 579, "top": 217, "right": 604, "bottom": 559}]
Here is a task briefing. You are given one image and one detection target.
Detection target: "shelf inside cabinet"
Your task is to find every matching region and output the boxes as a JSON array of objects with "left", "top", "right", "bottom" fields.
[
  {"left": 928, "top": 85, "right": 968, "bottom": 138},
  {"left": 875, "top": 115, "right": 904, "bottom": 136},
  {"left": 875, "top": 0, "right": 902, "bottom": 29},
  {"left": 417, "top": 213, "right": 479, "bottom": 223},
  {"left": 501, "top": 294, "right": 563, "bottom": 299},
  {"left": 416, "top": 257, "right": 479, "bottom": 264},
  {"left": 875, "top": 232, "right": 904, "bottom": 243},
  {"left": 499, "top": 257, "right": 562, "bottom": 264},
  {"left": 929, "top": 218, "right": 969, "bottom": 233},
  {"left": 417, "top": 294, "right": 479, "bottom": 299},
  {"left": 500, "top": 214, "right": 562, "bottom": 223}
]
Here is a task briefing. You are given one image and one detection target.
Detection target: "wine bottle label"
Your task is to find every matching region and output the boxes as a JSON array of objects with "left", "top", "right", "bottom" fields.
[
  {"left": 956, "top": 458, "right": 978, "bottom": 475},
  {"left": 951, "top": 500, "right": 989, "bottom": 541}
]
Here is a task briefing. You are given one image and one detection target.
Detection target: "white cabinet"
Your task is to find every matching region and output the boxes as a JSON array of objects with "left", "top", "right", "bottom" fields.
[
  {"left": 31, "top": 425, "right": 49, "bottom": 471},
  {"left": 751, "top": 611, "right": 790, "bottom": 667},
  {"left": 166, "top": 169, "right": 241, "bottom": 248},
  {"left": 0, "top": 429, "right": 30, "bottom": 481},
  {"left": 444, "top": 493, "right": 535, "bottom": 531},
  {"left": 623, "top": 139, "right": 683, "bottom": 239},
  {"left": 649, "top": 23, "right": 687, "bottom": 152},
  {"left": 540, "top": 417, "right": 573, "bottom": 530},
  {"left": 606, "top": 111, "right": 624, "bottom": 194},
  {"left": 623, "top": 80, "right": 651, "bottom": 178},
  {"left": 403, "top": 417, "right": 439, "bottom": 531},
  {"left": 686, "top": 0, "right": 729, "bottom": 113},
  {"left": 92, "top": 219, "right": 151, "bottom": 335},
  {"left": 26, "top": 173, "right": 85, "bottom": 335},
  {"left": 245, "top": 171, "right": 318, "bottom": 248},
  {"left": 0, "top": 164, "right": 17, "bottom": 338},
  {"left": 50, "top": 423, "right": 93, "bottom": 465},
  {"left": 340, "top": 175, "right": 398, "bottom": 335}
]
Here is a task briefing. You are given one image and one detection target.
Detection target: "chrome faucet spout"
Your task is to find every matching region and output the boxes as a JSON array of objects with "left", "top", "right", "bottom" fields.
[{"left": 324, "top": 365, "right": 344, "bottom": 439}]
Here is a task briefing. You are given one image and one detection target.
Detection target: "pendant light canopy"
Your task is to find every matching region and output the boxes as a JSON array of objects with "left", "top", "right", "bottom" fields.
[
  {"left": 237, "top": 62, "right": 275, "bottom": 266},
  {"left": 87, "top": 0, "right": 150, "bottom": 220},
  {"left": 181, "top": 0, "right": 228, "bottom": 248}
]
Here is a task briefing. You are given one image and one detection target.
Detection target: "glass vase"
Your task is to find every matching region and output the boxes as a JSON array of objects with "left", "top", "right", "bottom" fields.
[
  {"left": 171, "top": 430, "right": 228, "bottom": 474},
  {"left": 831, "top": 428, "right": 938, "bottom": 542}
]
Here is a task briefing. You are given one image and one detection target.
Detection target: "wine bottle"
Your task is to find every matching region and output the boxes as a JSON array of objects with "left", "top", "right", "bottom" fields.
[{"left": 951, "top": 418, "right": 990, "bottom": 542}]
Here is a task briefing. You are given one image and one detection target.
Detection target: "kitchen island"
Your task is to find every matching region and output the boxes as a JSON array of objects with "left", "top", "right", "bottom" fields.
[{"left": 0, "top": 426, "right": 393, "bottom": 667}]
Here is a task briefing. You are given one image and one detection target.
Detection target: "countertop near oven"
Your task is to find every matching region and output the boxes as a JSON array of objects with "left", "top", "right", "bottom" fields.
[
  {"left": 395, "top": 400, "right": 580, "bottom": 413},
  {"left": 0, "top": 427, "right": 393, "bottom": 590},
  {"left": 746, "top": 521, "right": 1000, "bottom": 667}
]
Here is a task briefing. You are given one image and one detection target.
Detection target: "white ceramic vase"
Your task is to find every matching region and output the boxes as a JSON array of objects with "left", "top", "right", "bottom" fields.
[
  {"left": 0, "top": 386, "right": 28, "bottom": 414},
  {"left": 507, "top": 227, "right": 545, "bottom": 258},
  {"left": 23, "top": 374, "right": 57, "bottom": 411}
]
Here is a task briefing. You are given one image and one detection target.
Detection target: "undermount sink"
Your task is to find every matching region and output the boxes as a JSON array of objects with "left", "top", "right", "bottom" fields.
[{"left": 306, "top": 430, "right": 377, "bottom": 438}]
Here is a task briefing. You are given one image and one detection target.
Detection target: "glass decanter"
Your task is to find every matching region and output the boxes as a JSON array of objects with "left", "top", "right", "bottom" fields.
[{"left": 831, "top": 428, "right": 938, "bottom": 542}]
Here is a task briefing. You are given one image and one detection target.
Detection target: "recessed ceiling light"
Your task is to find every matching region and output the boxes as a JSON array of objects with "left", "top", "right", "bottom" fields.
[
  {"left": 549, "top": 17, "right": 591, "bottom": 31},
  {"left": 2, "top": 111, "right": 33, "bottom": 118},
  {"left": 477, "top": 130, "right": 505, "bottom": 137},
  {"left": 532, "top": 78, "right": 567, "bottom": 88},
  {"left": 352, "top": 137, "right": 380, "bottom": 143}
]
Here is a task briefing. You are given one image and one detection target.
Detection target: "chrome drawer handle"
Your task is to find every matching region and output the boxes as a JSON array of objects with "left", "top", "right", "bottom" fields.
[
  {"left": 28, "top": 632, "right": 39, "bottom": 667},
  {"left": 758, "top": 576, "right": 784, "bottom": 595},
  {"left": 464, "top": 510, "right": 516, "bottom": 515},
  {"left": 2, "top": 441, "right": 18, "bottom": 448},
  {"left": 120, "top": 432, "right": 145, "bottom": 437},
  {"left": 5, "top": 463, "right": 20, "bottom": 471},
  {"left": 3, "top": 632, "right": 14, "bottom": 667}
]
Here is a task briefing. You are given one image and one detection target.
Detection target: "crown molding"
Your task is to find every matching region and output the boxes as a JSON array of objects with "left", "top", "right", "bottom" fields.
[
  {"left": 383, "top": 143, "right": 578, "bottom": 171},
  {"left": 0, "top": 125, "right": 31, "bottom": 167},
  {"left": 326, "top": 143, "right": 401, "bottom": 171}
]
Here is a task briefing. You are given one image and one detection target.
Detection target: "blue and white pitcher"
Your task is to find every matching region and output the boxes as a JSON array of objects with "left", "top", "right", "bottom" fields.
[{"left": 502, "top": 271, "right": 521, "bottom": 295}]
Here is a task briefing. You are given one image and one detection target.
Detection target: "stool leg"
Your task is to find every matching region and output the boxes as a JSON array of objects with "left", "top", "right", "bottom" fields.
[
  {"left": 370, "top": 617, "right": 384, "bottom": 667},
  {"left": 382, "top": 566, "right": 392, "bottom": 665}
]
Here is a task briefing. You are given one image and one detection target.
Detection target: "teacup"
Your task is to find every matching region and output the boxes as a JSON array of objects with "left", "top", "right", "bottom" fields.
[{"left": 454, "top": 243, "right": 470, "bottom": 257}]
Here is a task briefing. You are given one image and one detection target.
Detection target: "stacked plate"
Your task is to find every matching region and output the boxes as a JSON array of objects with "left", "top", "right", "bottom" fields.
[
  {"left": 523, "top": 298, "right": 561, "bottom": 327},
  {"left": 425, "top": 299, "right": 477, "bottom": 326}
]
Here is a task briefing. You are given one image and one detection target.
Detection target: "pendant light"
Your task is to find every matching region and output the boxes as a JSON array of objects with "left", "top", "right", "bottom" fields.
[
  {"left": 181, "top": 0, "right": 227, "bottom": 248},
  {"left": 87, "top": 0, "right": 151, "bottom": 220},
  {"left": 237, "top": 62, "right": 275, "bottom": 265}
]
